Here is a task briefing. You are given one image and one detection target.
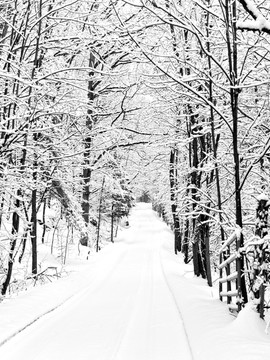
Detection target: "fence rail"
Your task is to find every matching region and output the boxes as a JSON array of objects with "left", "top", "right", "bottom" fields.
[{"left": 218, "top": 230, "right": 243, "bottom": 313}]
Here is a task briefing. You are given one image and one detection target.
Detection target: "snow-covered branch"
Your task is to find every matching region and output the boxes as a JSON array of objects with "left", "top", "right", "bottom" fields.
[{"left": 237, "top": 0, "right": 270, "bottom": 34}]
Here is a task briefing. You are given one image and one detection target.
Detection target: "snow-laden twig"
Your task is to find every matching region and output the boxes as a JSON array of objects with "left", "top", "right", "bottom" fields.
[{"left": 237, "top": 0, "right": 270, "bottom": 34}]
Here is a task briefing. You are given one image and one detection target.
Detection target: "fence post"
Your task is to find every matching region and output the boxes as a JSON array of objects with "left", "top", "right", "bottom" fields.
[
  {"left": 236, "top": 232, "right": 243, "bottom": 312},
  {"left": 219, "top": 230, "right": 247, "bottom": 313}
]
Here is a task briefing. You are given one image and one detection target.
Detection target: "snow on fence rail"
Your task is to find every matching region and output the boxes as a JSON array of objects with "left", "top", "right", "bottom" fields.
[
  {"left": 219, "top": 196, "right": 270, "bottom": 318},
  {"left": 218, "top": 230, "right": 244, "bottom": 314}
]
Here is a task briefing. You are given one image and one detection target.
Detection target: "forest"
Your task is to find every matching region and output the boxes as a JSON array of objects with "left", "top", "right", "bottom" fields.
[{"left": 0, "top": 0, "right": 270, "bottom": 320}]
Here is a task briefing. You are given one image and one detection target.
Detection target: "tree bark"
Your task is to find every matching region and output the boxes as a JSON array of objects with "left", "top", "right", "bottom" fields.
[
  {"left": 96, "top": 177, "right": 105, "bottom": 252},
  {"left": 111, "top": 204, "right": 114, "bottom": 243},
  {"left": 169, "top": 149, "right": 181, "bottom": 254},
  {"left": 225, "top": 0, "right": 247, "bottom": 304},
  {"left": 82, "top": 52, "right": 97, "bottom": 227},
  {"left": 1, "top": 197, "right": 20, "bottom": 295}
]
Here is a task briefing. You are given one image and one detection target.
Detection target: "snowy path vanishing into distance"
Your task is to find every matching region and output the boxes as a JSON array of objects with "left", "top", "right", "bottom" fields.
[{"left": 1, "top": 203, "right": 270, "bottom": 360}]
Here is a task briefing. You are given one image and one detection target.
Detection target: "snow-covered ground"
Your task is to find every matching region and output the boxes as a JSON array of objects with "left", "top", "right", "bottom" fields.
[{"left": 0, "top": 203, "right": 270, "bottom": 360}]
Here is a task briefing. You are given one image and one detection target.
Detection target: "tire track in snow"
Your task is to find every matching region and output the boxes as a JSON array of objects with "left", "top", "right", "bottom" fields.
[
  {"left": 0, "top": 294, "right": 75, "bottom": 348},
  {"left": 110, "top": 242, "right": 193, "bottom": 360},
  {"left": 109, "top": 249, "right": 153, "bottom": 360},
  {"left": 0, "top": 244, "right": 129, "bottom": 349},
  {"left": 158, "top": 246, "right": 195, "bottom": 360}
]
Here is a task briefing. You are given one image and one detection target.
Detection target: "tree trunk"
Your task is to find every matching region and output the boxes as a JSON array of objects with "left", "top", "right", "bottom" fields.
[
  {"left": 96, "top": 177, "right": 105, "bottom": 252},
  {"left": 182, "top": 216, "right": 190, "bottom": 263},
  {"left": 1, "top": 197, "right": 20, "bottom": 295},
  {"left": 225, "top": 0, "right": 247, "bottom": 304},
  {"left": 41, "top": 199, "right": 47, "bottom": 244},
  {"left": 82, "top": 52, "right": 97, "bottom": 226},
  {"left": 169, "top": 149, "right": 181, "bottom": 254},
  {"left": 18, "top": 226, "right": 30, "bottom": 263},
  {"left": 30, "top": 139, "right": 38, "bottom": 275},
  {"left": 111, "top": 204, "right": 114, "bottom": 243},
  {"left": 30, "top": 187, "right": 38, "bottom": 275}
]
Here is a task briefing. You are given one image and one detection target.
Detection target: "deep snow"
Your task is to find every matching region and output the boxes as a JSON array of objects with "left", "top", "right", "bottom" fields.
[{"left": 0, "top": 203, "right": 270, "bottom": 360}]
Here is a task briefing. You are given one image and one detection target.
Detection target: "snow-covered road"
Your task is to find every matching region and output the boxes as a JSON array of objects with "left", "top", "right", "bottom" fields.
[
  {"left": 0, "top": 204, "right": 192, "bottom": 360},
  {"left": 1, "top": 203, "right": 270, "bottom": 360}
]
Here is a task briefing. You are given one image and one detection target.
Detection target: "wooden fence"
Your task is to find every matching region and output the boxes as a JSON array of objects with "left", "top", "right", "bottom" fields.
[
  {"left": 242, "top": 236, "right": 270, "bottom": 318},
  {"left": 219, "top": 230, "right": 270, "bottom": 317},
  {"left": 218, "top": 231, "right": 243, "bottom": 313}
]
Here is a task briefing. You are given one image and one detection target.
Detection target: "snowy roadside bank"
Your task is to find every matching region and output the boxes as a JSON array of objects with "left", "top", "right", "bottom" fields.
[
  {"left": 0, "top": 238, "right": 127, "bottom": 346},
  {"left": 159, "top": 229, "right": 270, "bottom": 360}
]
